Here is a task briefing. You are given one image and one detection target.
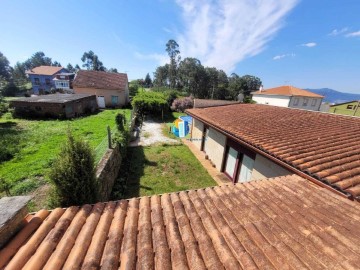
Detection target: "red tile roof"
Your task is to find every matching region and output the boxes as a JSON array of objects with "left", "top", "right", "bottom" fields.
[
  {"left": 1, "top": 175, "right": 360, "bottom": 269},
  {"left": 187, "top": 104, "right": 360, "bottom": 199},
  {"left": 193, "top": 99, "right": 239, "bottom": 108},
  {"left": 25, "top": 66, "right": 64, "bottom": 76},
  {"left": 253, "top": 85, "right": 324, "bottom": 98},
  {"left": 73, "top": 70, "right": 128, "bottom": 91}
]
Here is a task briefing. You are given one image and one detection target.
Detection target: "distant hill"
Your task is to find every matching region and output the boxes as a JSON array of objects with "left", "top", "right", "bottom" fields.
[{"left": 306, "top": 88, "right": 360, "bottom": 104}]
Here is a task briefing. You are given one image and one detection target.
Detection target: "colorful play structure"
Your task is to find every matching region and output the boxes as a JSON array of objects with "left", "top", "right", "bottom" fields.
[{"left": 172, "top": 116, "right": 192, "bottom": 138}]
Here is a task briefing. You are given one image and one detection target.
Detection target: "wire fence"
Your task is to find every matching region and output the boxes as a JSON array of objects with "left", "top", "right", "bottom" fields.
[{"left": 94, "top": 125, "right": 117, "bottom": 163}]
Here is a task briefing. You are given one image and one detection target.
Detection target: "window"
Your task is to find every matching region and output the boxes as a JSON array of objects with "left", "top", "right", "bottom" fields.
[
  {"left": 34, "top": 78, "right": 40, "bottom": 86},
  {"left": 111, "top": 95, "right": 119, "bottom": 105},
  {"left": 347, "top": 105, "right": 354, "bottom": 110},
  {"left": 293, "top": 98, "right": 299, "bottom": 105},
  {"left": 222, "top": 140, "right": 256, "bottom": 183},
  {"left": 303, "top": 98, "right": 308, "bottom": 106},
  {"left": 311, "top": 99, "right": 317, "bottom": 107},
  {"left": 45, "top": 78, "right": 51, "bottom": 86}
]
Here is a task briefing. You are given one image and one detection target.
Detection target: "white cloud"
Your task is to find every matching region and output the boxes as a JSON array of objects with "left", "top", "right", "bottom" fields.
[
  {"left": 301, "top": 42, "right": 317, "bottom": 47},
  {"left": 273, "top": 53, "right": 295, "bottom": 60},
  {"left": 134, "top": 52, "right": 168, "bottom": 65},
  {"left": 329, "top": 27, "right": 348, "bottom": 36},
  {"left": 346, "top": 31, "right": 360, "bottom": 37},
  {"left": 162, "top": 27, "right": 172, "bottom": 33},
  {"left": 174, "top": 0, "right": 299, "bottom": 72}
]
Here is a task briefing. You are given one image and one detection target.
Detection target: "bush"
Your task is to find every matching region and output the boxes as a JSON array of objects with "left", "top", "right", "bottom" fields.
[
  {"left": 2, "top": 82, "right": 19, "bottom": 97},
  {"left": 131, "top": 92, "right": 168, "bottom": 116},
  {"left": 49, "top": 131, "right": 98, "bottom": 207},
  {"left": 129, "top": 84, "right": 139, "bottom": 97},
  {"left": 115, "top": 112, "right": 126, "bottom": 131},
  {"left": 171, "top": 96, "right": 194, "bottom": 112}
]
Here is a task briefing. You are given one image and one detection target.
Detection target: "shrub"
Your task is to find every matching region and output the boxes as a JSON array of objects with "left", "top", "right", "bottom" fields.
[
  {"left": 131, "top": 92, "right": 168, "bottom": 116},
  {"left": 49, "top": 131, "right": 98, "bottom": 207},
  {"left": 129, "top": 84, "right": 139, "bottom": 97},
  {"left": 171, "top": 96, "right": 194, "bottom": 112},
  {"left": 115, "top": 112, "right": 126, "bottom": 131},
  {"left": 2, "top": 82, "right": 19, "bottom": 97}
]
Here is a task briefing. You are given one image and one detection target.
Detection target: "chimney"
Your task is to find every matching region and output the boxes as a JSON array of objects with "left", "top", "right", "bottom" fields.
[
  {"left": 259, "top": 85, "right": 263, "bottom": 92},
  {"left": 0, "top": 196, "right": 32, "bottom": 248}
]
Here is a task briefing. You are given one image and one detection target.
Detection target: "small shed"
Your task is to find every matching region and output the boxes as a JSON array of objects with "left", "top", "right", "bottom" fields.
[{"left": 10, "top": 94, "right": 98, "bottom": 119}]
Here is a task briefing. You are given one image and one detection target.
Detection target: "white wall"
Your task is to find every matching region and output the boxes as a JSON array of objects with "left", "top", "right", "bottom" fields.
[
  {"left": 205, "top": 128, "right": 226, "bottom": 169},
  {"left": 252, "top": 95, "right": 290, "bottom": 107},
  {"left": 289, "top": 96, "right": 322, "bottom": 111},
  {"left": 191, "top": 118, "right": 204, "bottom": 149},
  {"left": 251, "top": 154, "right": 292, "bottom": 180}
]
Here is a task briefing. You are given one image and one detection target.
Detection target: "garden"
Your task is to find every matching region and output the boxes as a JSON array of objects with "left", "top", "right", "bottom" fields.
[{"left": 0, "top": 108, "right": 130, "bottom": 202}]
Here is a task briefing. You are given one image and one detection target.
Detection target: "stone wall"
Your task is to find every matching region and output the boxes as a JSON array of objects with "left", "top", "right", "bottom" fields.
[{"left": 96, "top": 145, "right": 122, "bottom": 201}]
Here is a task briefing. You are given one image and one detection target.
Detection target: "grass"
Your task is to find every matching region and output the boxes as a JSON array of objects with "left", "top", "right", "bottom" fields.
[
  {"left": 112, "top": 143, "right": 216, "bottom": 199},
  {"left": 0, "top": 109, "right": 130, "bottom": 196}
]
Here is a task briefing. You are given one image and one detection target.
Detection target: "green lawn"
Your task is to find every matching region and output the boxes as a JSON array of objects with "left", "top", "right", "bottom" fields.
[
  {"left": 112, "top": 143, "right": 216, "bottom": 199},
  {"left": 0, "top": 109, "right": 130, "bottom": 195}
]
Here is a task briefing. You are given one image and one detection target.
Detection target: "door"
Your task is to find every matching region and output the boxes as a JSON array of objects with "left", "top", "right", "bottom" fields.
[
  {"left": 97, "top": 96, "right": 105, "bottom": 108},
  {"left": 238, "top": 154, "right": 255, "bottom": 182},
  {"left": 224, "top": 147, "right": 238, "bottom": 180}
]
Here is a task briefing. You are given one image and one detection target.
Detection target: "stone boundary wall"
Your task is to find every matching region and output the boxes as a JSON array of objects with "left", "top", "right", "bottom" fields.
[
  {"left": 96, "top": 145, "right": 122, "bottom": 201},
  {"left": 96, "top": 110, "right": 136, "bottom": 201}
]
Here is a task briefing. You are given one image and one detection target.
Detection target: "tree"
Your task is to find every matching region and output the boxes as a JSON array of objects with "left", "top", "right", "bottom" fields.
[
  {"left": 144, "top": 73, "right": 152, "bottom": 87},
  {"left": 66, "top": 63, "right": 75, "bottom": 72},
  {"left": 24, "top": 51, "right": 53, "bottom": 70},
  {"left": 166, "top": 39, "right": 180, "bottom": 89},
  {"left": 228, "top": 73, "right": 242, "bottom": 100},
  {"left": 178, "top": 57, "right": 207, "bottom": 98},
  {"left": 49, "top": 131, "right": 98, "bottom": 207},
  {"left": 81, "top": 50, "right": 106, "bottom": 71},
  {"left": 108, "top": 68, "right": 118, "bottom": 73},
  {"left": 75, "top": 64, "right": 81, "bottom": 71},
  {"left": 153, "top": 64, "right": 169, "bottom": 87},
  {"left": 12, "top": 62, "right": 28, "bottom": 87},
  {"left": 52, "top": 61, "right": 62, "bottom": 67},
  {"left": 240, "top": 75, "right": 262, "bottom": 96},
  {"left": 0, "top": 52, "right": 12, "bottom": 83}
]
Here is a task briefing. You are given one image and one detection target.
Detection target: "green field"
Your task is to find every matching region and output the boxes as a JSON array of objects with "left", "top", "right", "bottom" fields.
[
  {"left": 112, "top": 143, "right": 216, "bottom": 199},
  {"left": 0, "top": 109, "right": 130, "bottom": 196}
]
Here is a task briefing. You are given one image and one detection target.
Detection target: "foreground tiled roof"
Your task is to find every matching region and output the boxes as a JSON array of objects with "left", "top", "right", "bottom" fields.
[
  {"left": 253, "top": 86, "right": 324, "bottom": 98},
  {"left": 73, "top": 70, "right": 128, "bottom": 90},
  {"left": 25, "top": 66, "right": 64, "bottom": 76},
  {"left": 187, "top": 104, "right": 360, "bottom": 199},
  {"left": 193, "top": 99, "right": 239, "bottom": 108},
  {"left": 1, "top": 175, "right": 360, "bottom": 269}
]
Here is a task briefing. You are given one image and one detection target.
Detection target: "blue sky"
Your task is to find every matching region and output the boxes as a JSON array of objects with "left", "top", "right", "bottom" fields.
[{"left": 1, "top": 0, "right": 359, "bottom": 93}]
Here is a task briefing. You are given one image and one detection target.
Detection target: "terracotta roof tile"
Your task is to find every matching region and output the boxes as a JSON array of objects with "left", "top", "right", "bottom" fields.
[
  {"left": 25, "top": 66, "right": 64, "bottom": 76},
  {"left": 193, "top": 99, "right": 239, "bottom": 108},
  {"left": 73, "top": 70, "right": 128, "bottom": 90},
  {"left": 2, "top": 175, "right": 360, "bottom": 269},
  {"left": 253, "top": 85, "right": 324, "bottom": 98},
  {"left": 186, "top": 104, "right": 360, "bottom": 198}
]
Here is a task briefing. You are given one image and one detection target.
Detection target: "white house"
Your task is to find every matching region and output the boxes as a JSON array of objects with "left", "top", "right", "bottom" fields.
[{"left": 252, "top": 85, "right": 324, "bottom": 111}]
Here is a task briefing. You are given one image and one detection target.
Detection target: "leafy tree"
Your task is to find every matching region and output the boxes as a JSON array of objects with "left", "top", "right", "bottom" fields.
[
  {"left": 75, "top": 64, "right": 81, "bottom": 71},
  {"left": 0, "top": 52, "right": 12, "bottom": 83},
  {"left": 49, "top": 131, "right": 98, "bottom": 207},
  {"left": 144, "top": 73, "right": 152, "bottom": 87},
  {"left": 108, "top": 68, "right": 118, "bottom": 73},
  {"left": 24, "top": 51, "right": 53, "bottom": 70},
  {"left": 52, "top": 61, "right": 62, "bottom": 67},
  {"left": 166, "top": 39, "right": 180, "bottom": 89},
  {"left": 240, "top": 75, "right": 262, "bottom": 96},
  {"left": 178, "top": 57, "right": 207, "bottom": 98},
  {"left": 12, "top": 62, "right": 28, "bottom": 87},
  {"left": 153, "top": 64, "right": 169, "bottom": 87},
  {"left": 81, "top": 50, "right": 106, "bottom": 71},
  {"left": 67, "top": 63, "right": 75, "bottom": 72}
]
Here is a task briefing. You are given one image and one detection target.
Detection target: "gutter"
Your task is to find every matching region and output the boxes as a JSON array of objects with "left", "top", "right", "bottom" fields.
[{"left": 186, "top": 111, "right": 351, "bottom": 200}]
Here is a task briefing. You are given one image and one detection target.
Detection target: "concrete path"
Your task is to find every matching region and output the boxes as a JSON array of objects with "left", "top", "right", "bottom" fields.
[{"left": 129, "top": 119, "right": 179, "bottom": 147}]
